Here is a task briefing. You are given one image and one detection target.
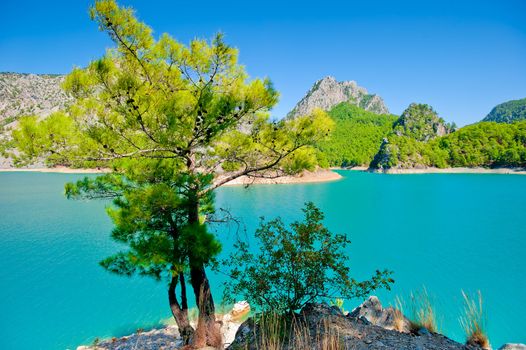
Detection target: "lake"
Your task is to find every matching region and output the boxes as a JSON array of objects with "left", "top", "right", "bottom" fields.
[{"left": 0, "top": 170, "right": 525, "bottom": 349}]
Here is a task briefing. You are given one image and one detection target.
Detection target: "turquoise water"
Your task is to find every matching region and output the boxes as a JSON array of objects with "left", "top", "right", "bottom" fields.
[{"left": 0, "top": 171, "right": 525, "bottom": 349}]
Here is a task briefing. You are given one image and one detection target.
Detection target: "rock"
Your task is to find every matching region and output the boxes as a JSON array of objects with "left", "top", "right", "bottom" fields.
[
  {"left": 229, "top": 301, "right": 250, "bottom": 321},
  {"left": 75, "top": 301, "right": 250, "bottom": 350},
  {"left": 394, "top": 103, "right": 452, "bottom": 141},
  {"left": 221, "top": 301, "right": 251, "bottom": 347},
  {"left": 228, "top": 302, "right": 466, "bottom": 350},
  {"left": 499, "top": 344, "right": 526, "bottom": 350},
  {"left": 0, "top": 72, "right": 72, "bottom": 127},
  {"left": 417, "top": 327, "right": 431, "bottom": 336},
  {"left": 287, "top": 76, "right": 389, "bottom": 119},
  {"left": 349, "top": 296, "right": 411, "bottom": 332}
]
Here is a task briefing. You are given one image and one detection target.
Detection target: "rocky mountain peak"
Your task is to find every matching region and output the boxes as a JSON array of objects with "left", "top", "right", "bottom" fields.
[
  {"left": 287, "top": 76, "right": 389, "bottom": 118},
  {"left": 0, "top": 72, "right": 72, "bottom": 127}
]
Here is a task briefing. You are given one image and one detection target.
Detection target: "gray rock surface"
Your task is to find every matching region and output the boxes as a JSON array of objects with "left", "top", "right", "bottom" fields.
[
  {"left": 349, "top": 296, "right": 412, "bottom": 332},
  {"left": 0, "top": 72, "right": 72, "bottom": 126},
  {"left": 499, "top": 344, "right": 526, "bottom": 350},
  {"left": 229, "top": 303, "right": 470, "bottom": 350},
  {"left": 287, "top": 76, "right": 389, "bottom": 118}
]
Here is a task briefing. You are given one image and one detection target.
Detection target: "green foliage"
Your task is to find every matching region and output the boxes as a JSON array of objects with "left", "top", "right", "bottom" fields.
[
  {"left": 394, "top": 103, "right": 453, "bottom": 142},
  {"left": 370, "top": 112, "right": 526, "bottom": 170},
  {"left": 483, "top": 98, "right": 526, "bottom": 123},
  {"left": 3, "top": 1, "right": 333, "bottom": 339},
  {"left": 435, "top": 121, "right": 526, "bottom": 167},
  {"left": 65, "top": 169, "right": 220, "bottom": 281},
  {"left": 223, "top": 202, "right": 394, "bottom": 314},
  {"left": 315, "top": 103, "right": 397, "bottom": 167}
]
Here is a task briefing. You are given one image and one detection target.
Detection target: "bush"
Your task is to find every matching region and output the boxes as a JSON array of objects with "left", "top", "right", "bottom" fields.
[{"left": 222, "top": 202, "right": 394, "bottom": 314}]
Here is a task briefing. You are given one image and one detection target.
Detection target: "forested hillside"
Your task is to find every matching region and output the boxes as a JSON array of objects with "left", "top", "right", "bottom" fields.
[
  {"left": 316, "top": 103, "right": 397, "bottom": 167},
  {"left": 483, "top": 98, "right": 526, "bottom": 123},
  {"left": 316, "top": 102, "right": 526, "bottom": 169}
]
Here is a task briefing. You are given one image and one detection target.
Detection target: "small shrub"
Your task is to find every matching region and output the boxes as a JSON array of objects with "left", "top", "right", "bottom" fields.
[
  {"left": 460, "top": 290, "right": 490, "bottom": 349},
  {"left": 330, "top": 298, "right": 346, "bottom": 314}
]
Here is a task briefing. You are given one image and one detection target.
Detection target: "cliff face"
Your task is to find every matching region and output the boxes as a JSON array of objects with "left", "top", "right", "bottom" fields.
[
  {"left": 0, "top": 72, "right": 71, "bottom": 126},
  {"left": 287, "top": 76, "right": 389, "bottom": 118}
]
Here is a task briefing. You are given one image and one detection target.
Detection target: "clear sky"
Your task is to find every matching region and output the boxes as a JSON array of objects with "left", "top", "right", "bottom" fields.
[{"left": 1, "top": 0, "right": 525, "bottom": 125}]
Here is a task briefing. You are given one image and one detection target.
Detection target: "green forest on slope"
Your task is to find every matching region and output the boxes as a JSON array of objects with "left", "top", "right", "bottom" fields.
[
  {"left": 316, "top": 102, "right": 526, "bottom": 169},
  {"left": 315, "top": 103, "right": 397, "bottom": 167},
  {"left": 483, "top": 98, "right": 526, "bottom": 123}
]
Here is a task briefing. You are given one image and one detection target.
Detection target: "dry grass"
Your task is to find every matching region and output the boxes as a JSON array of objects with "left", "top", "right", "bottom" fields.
[
  {"left": 315, "top": 318, "right": 344, "bottom": 350},
  {"left": 254, "top": 312, "right": 287, "bottom": 350},
  {"left": 460, "top": 290, "right": 490, "bottom": 349},
  {"left": 393, "top": 296, "right": 407, "bottom": 332},
  {"left": 408, "top": 287, "right": 438, "bottom": 333},
  {"left": 251, "top": 312, "right": 345, "bottom": 350}
]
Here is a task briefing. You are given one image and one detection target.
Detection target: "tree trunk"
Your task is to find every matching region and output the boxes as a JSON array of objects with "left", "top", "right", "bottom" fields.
[
  {"left": 190, "top": 262, "right": 220, "bottom": 347},
  {"left": 168, "top": 273, "right": 194, "bottom": 344},
  {"left": 187, "top": 193, "right": 221, "bottom": 347}
]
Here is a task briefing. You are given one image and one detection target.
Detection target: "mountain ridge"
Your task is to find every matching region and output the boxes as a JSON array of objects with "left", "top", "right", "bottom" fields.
[
  {"left": 482, "top": 97, "right": 526, "bottom": 123},
  {"left": 287, "top": 76, "right": 389, "bottom": 118},
  {"left": 0, "top": 72, "right": 71, "bottom": 126}
]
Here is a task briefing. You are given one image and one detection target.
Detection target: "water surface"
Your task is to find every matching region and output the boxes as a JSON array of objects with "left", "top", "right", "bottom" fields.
[{"left": 0, "top": 171, "right": 524, "bottom": 349}]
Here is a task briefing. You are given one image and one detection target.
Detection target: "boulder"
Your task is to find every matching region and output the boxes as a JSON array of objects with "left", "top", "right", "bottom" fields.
[
  {"left": 499, "top": 344, "right": 526, "bottom": 350},
  {"left": 349, "top": 296, "right": 412, "bottom": 332}
]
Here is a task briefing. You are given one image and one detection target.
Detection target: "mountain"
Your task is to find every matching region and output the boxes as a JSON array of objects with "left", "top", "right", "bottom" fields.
[
  {"left": 287, "top": 76, "right": 389, "bottom": 119},
  {"left": 482, "top": 98, "right": 526, "bottom": 123},
  {"left": 0, "top": 72, "right": 71, "bottom": 127}
]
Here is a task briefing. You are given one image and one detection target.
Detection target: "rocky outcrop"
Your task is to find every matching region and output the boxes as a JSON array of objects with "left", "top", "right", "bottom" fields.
[
  {"left": 77, "top": 301, "right": 250, "bottom": 350},
  {"left": 76, "top": 298, "right": 521, "bottom": 350},
  {"left": 499, "top": 345, "right": 526, "bottom": 350},
  {"left": 287, "top": 76, "right": 389, "bottom": 118},
  {"left": 349, "top": 296, "right": 412, "bottom": 332},
  {"left": 229, "top": 302, "right": 471, "bottom": 350},
  {"left": 0, "top": 72, "right": 72, "bottom": 126},
  {"left": 394, "top": 103, "right": 452, "bottom": 141}
]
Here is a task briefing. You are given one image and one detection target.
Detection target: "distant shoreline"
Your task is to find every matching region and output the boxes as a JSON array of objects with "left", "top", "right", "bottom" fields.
[
  {"left": 341, "top": 166, "right": 526, "bottom": 175},
  {"left": 0, "top": 167, "right": 343, "bottom": 184},
  {"left": 0, "top": 166, "right": 109, "bottom": 174},
  {"left": 3, "top": 165, "right": 525, "bottom": 177}
]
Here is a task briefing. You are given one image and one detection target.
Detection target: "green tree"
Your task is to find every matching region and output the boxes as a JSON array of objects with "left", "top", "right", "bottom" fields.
[
  {"left": 223, "top": 202, "right": 394, "bottom": 314},
  {"left": 4, "top": 0, "right": 332, "bottom": 346}
]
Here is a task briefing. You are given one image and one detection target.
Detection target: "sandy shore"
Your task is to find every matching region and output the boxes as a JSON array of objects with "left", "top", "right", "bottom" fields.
[
  {"left": 0, "top": 166, "right": 110, "bottom": 174},
  {"left": 339, "top": 166, "right": 526, "bottom": 175},
  {"left": 223, "top": 169, "right": 342, "bottom": 186}
]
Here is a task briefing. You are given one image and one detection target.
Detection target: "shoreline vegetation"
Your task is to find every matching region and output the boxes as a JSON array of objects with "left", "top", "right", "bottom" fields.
[
  {"left": 345, "top": 166, "right": 526, "bottom": 175},
  {"left": 2, "top": 165, "right": 525, "bottom": 177}
]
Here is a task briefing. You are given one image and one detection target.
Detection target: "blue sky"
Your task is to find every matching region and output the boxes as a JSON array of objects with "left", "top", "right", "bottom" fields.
[{"left": 1, "top": 0, "right": 525, "bottom": 125}]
